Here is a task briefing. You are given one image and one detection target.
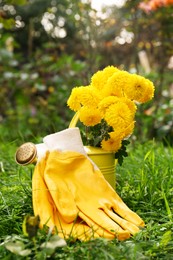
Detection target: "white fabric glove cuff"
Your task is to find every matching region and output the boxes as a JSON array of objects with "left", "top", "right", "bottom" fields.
[
  {"left": 43, "top": 127, "right": 87, "bottom": 156},
  {"left": 35, "top": 143, "right": 48, "bottom": 161}
]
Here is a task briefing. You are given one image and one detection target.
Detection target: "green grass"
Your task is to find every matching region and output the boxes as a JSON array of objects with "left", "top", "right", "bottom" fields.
[{"left": 0, "top": 139, "right": 173, "bottom": 259}]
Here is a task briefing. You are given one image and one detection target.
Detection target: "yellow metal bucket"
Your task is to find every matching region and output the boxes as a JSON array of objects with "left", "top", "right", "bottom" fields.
[
  {"left": 69, "top": 112, "right": 116, "bottom": 189},
  {"left": 85, "top": 146, "right": 116, "bottom": 189}
]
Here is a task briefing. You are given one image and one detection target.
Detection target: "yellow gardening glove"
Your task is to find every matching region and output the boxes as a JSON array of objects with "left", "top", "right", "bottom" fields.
[
  {"left": 32, "top": 149, "right": 55, "bottom": 228},
  {"left": 43, "top": 128, "right": 144, "bottom": 241},
  {"left": 32, "top": 144, "right": 100, "bottom": 241},
  {"left": 38, "top": 154, "right": 118, "bottom": 240}
]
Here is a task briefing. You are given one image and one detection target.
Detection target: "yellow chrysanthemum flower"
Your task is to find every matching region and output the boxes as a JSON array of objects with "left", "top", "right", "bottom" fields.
[
  {"left": 79, "top": 86, "right": 101, "bottom": 107},
  {"left": 91, "top": 66, "right": 119, "bottom": 91},
  {"left": 140, "top": 78, "right": 155, "bottom": 103},
  {"left": 102, "top": 71, "right": 133, "bottom": 97},
  {"left": 67, "top": 86, "right": 85, "bottom": 111},
  {"left": 101, "top": 132, "right": 123, "bottom": 152},
  {"left": 98, "top": 96, "right": 119, "bottom": 115},
  {"left": 79, "top": 106, "right": 102, "bottom": 126},
  {"left": 90, "top": 70, "right": 104, "bottom": 90},
  {"left": 104, "top": 102, "right": 134, "bottom": 129},
  {"left": 122, "top": 121, "right": 135, "bottom": 138},
  {"left": 109, "top": 122, "right": 135, "bottom": 139},
  {"left": 119, "top": 97, "right": 137, "bottom": 115},
  {"left": 102, "top": 65, "right": 120, "bottom": 76},
  {"left": 67, "top": 65, "right": 155, "bottom": 155},
  {"left": 124, "top": 74, "right": 155, "bottom": 103}
]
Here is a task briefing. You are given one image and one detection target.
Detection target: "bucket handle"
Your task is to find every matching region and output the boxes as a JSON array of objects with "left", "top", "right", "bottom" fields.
[{"left": 69, "top": 111, "right": 80, "bottom": 128}]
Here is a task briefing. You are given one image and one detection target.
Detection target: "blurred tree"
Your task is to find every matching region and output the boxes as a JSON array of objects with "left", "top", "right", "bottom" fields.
[
  {"left": 122, "top": 0, "right": 173, "bottom": 141},
  {"left": 1, "top": 0, "right": 98, "bottom": 61},
  {"left": 0, "top": 0, "right": 173, "bottom": 142},
  {"left": 1, "top": 0, "right": 73, "bottom": 56}
]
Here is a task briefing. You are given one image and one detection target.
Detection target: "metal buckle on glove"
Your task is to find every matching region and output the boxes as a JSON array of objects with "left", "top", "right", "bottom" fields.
[{"left": 15, "top": 142, "right": 37, "bottom": 166}]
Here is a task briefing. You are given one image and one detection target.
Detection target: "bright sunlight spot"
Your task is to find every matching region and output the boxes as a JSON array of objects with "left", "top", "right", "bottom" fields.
[{"left": 91, "top": 0, "right": 126, "bottom": 10}]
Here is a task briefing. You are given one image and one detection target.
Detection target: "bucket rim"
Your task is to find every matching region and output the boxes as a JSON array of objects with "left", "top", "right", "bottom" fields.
[{"left": 84, "top": 146, "right": 115, "bottom": 155}]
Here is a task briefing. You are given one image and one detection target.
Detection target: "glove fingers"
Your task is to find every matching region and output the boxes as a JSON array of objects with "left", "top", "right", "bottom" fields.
[
  {"left": 54, "top": 211, "right": 100, "bottom": 241},
  {"left": 92, "top": 168, "right": 145, "bottom": 228},
  {"left": 78, "top": 211, "right": 115, "bottom": 239},
  {"left": 105, "top": 208, "right": 140, "bottom": 235},
  {"left": 44, "top": 151, "right": 78, "bottom": 223},
  {"left": 32, "top": 158, "right": 56, "bottom": 228},
  {"left": 90, "top": 169, "right": 144, "bottom": 229},
  {"left": 79, "top": 211, "right": 130, "bottom": 240},
  {"left": 81, "top": 205, "right": 124, "bottom": 233},
  {"left": 112, "top": 198, "right": 145, "bottom": 227}
]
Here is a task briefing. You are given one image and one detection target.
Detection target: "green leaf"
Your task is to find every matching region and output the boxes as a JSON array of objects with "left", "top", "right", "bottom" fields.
[
  {"left": 41, "top": 235, "right": 67, "bottom": 249},
  {"left": 0, "top": 18, "right": 15, "bottom": 29},
  {"left": 5, "top": 241, "right": 31, "bottom": 256},
  {"left": 160, "top": 230, "right": 172, "bottom": 247},
  {"left": 115, "top": 140, "right": 130, "bottom": 165},
  {"left": 6, "top": 0, "right": 27, "bottom": 5},
  {"left": 41, "top": 235, "right": 67, "bottom": 256}
]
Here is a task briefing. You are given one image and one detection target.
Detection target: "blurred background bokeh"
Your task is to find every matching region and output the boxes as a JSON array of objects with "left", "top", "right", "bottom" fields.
[{"left": 0, "top": 0, "right": 173, "bottom": 145}]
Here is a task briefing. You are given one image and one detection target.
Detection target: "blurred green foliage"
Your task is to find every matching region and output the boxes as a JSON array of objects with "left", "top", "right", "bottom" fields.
[
  {"left": 0, "top": 0, "right": 173, "bottom": 145},
  {"left": 0, "top": 42, "right": 86, "bottom": 142}
]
